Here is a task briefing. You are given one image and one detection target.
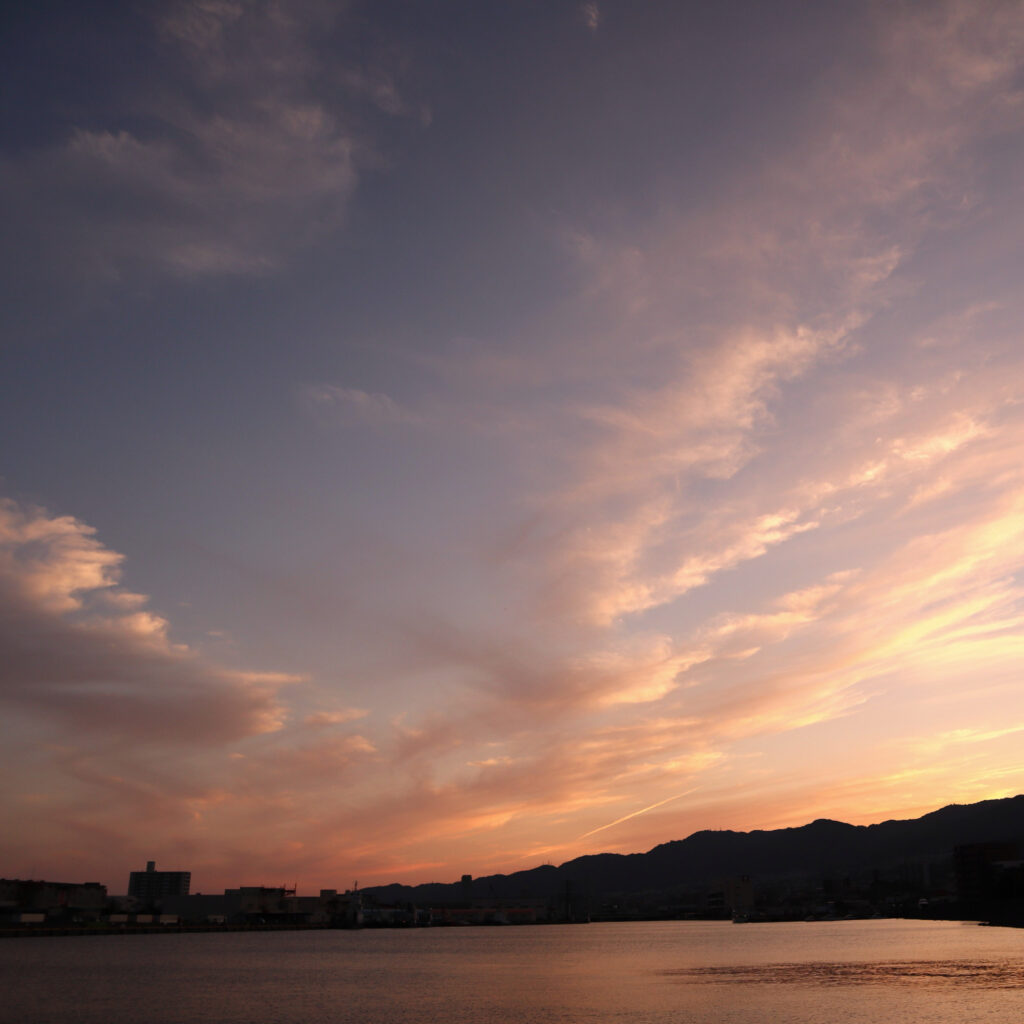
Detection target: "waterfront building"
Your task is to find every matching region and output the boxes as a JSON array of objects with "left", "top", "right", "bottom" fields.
[
  {"left": 0, "top": 878, "right": 107, "bottom": 923},
  {"left": 128, "top": 860, "right": 191, "bottom": 904}
]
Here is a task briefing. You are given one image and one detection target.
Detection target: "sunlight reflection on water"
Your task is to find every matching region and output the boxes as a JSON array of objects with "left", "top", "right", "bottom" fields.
[{"left": 662, "top": 958, "right": 1024, "bottom": 987}]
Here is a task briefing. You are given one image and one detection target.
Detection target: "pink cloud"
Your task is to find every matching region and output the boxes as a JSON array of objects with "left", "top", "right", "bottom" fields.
[{"left": 0, "top": 499, "right": 298, "bottom": 743}]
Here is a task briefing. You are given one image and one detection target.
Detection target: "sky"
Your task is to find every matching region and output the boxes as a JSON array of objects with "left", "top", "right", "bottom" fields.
[{"left": 2, "top": 0, "right": 1024, "bottom": 895}]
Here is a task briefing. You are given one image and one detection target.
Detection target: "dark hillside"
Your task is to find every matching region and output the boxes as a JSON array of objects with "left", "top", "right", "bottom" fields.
[{"left": 363, "top": 795, "right": 1024, "bottom": 904}]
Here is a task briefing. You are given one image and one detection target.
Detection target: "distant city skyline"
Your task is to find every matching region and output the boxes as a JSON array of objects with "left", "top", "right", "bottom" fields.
[{"left": 3, "top": 1, "right": 1024, "bottom": 893}]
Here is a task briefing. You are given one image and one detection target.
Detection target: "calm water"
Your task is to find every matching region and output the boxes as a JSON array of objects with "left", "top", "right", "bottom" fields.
[{"left": 3, "top": 919, "right": 1024, "bottom": 1024}]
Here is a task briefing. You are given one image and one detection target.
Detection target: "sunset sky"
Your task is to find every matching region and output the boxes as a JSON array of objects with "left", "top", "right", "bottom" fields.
[{"left": 3, "top": 0, "right": 1024, "bottom": 894}]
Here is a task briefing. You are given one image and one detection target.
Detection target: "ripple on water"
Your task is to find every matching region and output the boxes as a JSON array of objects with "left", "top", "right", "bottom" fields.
[{"left": 659, "top": 959, "right": 1024, "bottom": 988}]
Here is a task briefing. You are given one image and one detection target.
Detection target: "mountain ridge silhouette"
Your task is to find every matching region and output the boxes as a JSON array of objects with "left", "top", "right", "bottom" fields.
[{"left": 363, "top": 794, "right": 1024, "bottom": 903}]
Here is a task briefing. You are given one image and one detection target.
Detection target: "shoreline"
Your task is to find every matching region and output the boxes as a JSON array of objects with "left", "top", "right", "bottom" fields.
[{"left": 3, "top": 914, "right": 1020, "bottom": 939}]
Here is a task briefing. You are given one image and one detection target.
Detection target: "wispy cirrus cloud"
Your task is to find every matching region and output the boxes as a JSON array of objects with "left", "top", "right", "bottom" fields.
[
  {"left": 308, "top": 2, "right": 1024, "bottom": 870},
  {"left": 503, "top": 1, "right": 1024, "bottom": 633},
  {"left": 162, "top": 1, "right": 1024, "bottom": 884}
]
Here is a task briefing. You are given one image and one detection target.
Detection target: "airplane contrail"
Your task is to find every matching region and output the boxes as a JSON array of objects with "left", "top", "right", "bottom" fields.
[{"left": 577, "top": 787, "right": 700, "bottom": 840}]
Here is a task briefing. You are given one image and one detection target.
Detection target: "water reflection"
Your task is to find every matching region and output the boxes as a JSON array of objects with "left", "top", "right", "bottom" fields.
[
  {"left": 662, "top": 959, "right": 1024, "bottom": 988},
  {"left": 6, "top": 919, "right": 1024, "bottom": 1024}
]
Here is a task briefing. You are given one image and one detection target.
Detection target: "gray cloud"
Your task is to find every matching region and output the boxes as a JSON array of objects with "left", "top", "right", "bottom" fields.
[
  {"left": 0, "top": 0, "right": 421, "bottom": 284},
  {"left": 304, "top": 384, "right": 424, "bottom": 428}
]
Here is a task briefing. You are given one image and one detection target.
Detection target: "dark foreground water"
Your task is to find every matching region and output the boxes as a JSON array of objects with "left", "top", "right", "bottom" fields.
[{"left": 3, "top": 919, "right": 1024, "bottom": 1024}]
